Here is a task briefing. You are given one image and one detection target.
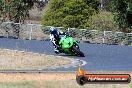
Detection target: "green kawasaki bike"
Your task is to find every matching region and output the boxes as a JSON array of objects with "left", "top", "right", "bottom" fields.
[{"left": 58, "top": 35, "right": 85, "bottom": 57}]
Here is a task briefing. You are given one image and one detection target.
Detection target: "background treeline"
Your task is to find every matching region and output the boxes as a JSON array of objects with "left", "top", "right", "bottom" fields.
[
  {"left": 0, "top": 0, "right": 132, "bottom": 34},
  {"left": 42, "top": 0, "right": 132, "bottom": 33}
]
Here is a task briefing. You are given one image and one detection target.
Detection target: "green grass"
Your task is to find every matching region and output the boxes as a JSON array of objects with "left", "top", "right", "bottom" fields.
[
  {"left": 42, "top": 81, "right": 130, "bottom": 88},
  {"left": 0, "top": 80, "right": 130, "bottom": 88},
  {"left": 129, "top": 83, "right": 132, "bottom": 88},
  {"left": 0, "top": 81, "right": 36, "bottom": 88}
]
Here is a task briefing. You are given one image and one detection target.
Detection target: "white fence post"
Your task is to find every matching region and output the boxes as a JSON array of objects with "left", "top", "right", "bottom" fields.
[
  {"left": 103, "top": 31, "right": 106, "bottom": 43},
  {"left": 68, "top": 28, "right": 70, "bottom": 33},
  {"left": 29, "top": 24, "right": 33, "bottom": 40},
  {"left": 100, "top": 0, "right": 103, "bottom": 10}
]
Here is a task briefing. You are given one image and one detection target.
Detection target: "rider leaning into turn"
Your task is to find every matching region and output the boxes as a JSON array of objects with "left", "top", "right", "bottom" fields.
[{"left": 49, "top": 26, "right": 67, "bottom": 54}]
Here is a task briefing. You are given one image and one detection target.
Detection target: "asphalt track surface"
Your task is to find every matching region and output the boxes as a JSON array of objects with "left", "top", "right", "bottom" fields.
[{"left": 0, "top": 38, "right": 132, "bottom": 71}]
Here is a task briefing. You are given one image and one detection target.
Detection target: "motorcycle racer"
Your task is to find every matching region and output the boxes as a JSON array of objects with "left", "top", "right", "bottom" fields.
[{"left": 49, "top": 26, "right": 66, "bottom": 54}]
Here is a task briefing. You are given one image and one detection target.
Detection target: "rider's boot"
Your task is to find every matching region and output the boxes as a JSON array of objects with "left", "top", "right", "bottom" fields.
[{"left": 54, "top": 48, "right": 60, "bottom": 54}]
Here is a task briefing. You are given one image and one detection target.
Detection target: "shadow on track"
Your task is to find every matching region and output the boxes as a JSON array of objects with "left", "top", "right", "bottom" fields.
[{"left": 57, "top": 54, "right": 86, "bottom": 58}]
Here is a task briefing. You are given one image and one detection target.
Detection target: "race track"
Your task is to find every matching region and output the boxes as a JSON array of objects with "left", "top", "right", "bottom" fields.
[{"left": 0, "top": 38, "right": 132, "bottom": 71}]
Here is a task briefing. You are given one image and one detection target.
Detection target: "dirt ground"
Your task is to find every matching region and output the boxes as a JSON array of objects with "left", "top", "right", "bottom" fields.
[
  {"left": 0, "top": 72, "right": 131, "bottom": 88},
  {"left": 0, "top": 73, "right": 75, "bottom": 82},
  {"left": 0, "top": 71, "right": 131, "bottom": 82},
  {"left": 0, "top": 49, "right": 71, "bottom": 70}
]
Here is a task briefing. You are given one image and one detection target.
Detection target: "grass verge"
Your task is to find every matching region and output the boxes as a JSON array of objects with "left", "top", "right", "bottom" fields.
[
  {"left": 0, "top": 72, "right": 131, "bottom": 88},
  {"left": 0, "top": 78, "right": 131, "bottom": 88},
  {"left": 0, "top": 49, "right": 71, "bottom": 70}
]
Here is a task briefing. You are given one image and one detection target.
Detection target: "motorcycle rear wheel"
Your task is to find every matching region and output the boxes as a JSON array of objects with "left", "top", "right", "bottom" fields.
[{"left": 72, "top": 46, "right": 85, "bottom": 57}]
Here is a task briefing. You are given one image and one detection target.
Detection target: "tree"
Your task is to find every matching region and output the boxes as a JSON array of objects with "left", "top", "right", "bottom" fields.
[
  {"left": 42, "top": 0, "right": 99, "bottom": 29},
  {"left": 0, "top": 0, "right": 35, "bottom": 38},
  {"left": 0, "top": 0, "right": 35, "bottom": 22},
  {"left": 0, "top": 0, "right": 48, "bottom": 38},
  {"left": 110, "top": 0, "right": 132, "bottom": 32}
]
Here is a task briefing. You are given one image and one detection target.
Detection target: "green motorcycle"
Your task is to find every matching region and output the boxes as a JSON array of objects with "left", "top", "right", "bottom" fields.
[{"left": 59, "top": 35, "right": 85, "bottom": 57}]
